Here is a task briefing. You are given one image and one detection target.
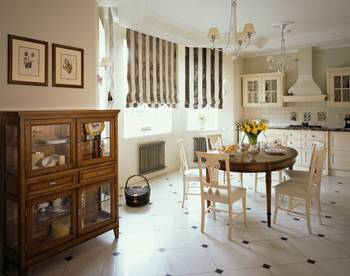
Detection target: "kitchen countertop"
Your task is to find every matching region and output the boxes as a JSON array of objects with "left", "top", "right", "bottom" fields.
[{"left": 269, "top": 126, "right": 350, "bottom": 132}]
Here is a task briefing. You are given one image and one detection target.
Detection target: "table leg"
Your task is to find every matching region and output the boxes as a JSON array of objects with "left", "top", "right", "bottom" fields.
[{"left": 265, "top": 171, "right": 272, "bottom": 227}]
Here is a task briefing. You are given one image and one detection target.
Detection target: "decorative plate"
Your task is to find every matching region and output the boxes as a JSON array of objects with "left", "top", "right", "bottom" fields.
[{"left": 84, "top": 122, "right": 105, "bottom": 136}]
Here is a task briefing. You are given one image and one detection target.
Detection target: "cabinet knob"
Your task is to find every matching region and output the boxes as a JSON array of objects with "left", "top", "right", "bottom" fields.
[{"left": 48, "top": 181, "right": 57, "bottom": 186}]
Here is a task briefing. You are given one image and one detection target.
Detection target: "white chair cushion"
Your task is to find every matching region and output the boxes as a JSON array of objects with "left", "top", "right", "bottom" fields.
[{"left": 203, "top": 186, "right": 246, "bottom": 204}]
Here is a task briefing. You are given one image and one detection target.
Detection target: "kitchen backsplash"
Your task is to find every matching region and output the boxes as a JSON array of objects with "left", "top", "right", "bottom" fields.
[{"left": 243, "top": 103, "right": 350, "bottom": 128}]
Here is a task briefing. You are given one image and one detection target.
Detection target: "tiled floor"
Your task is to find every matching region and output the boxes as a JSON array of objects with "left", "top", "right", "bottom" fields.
[{"left": 3, "top": 172, "right": 350, "bottom": 276}]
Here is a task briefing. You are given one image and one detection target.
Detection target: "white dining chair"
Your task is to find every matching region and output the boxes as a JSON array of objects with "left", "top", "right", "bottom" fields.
[
  {"left": 254, "top": 134, "right": 288, "bottom": 192},
  {"left": 206, "top": 134, "right": 243, "bottom": 186},
  {"left": 273, "top": 142, "right": 326, "bottom": 234},
  {"left": 177, "top": 139, "right": 200, "bottom": 208},
  {"left": 206, "top": 134, "right": 224, "bottom": 151},
  {"left": 197, "top": 151, "right": 247, "bottom": 240}
]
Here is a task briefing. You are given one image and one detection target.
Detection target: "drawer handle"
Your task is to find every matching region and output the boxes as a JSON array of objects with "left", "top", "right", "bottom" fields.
[{"left": 48, "top": 181, "right": 57, "bottom": 186}]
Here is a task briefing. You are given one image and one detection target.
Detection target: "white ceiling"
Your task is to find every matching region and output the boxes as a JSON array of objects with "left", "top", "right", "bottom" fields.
[{"left": 99, "top": 0, "right": 350, "bottom": 55}]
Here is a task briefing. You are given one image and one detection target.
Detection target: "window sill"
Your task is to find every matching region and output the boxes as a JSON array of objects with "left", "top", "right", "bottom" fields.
[{"left": 124, "top": 130, "right": 172, "bottom": 139}]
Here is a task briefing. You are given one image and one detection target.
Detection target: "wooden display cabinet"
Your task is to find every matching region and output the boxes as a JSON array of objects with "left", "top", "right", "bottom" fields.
[{"left": 0, "top": 110, "right": 119, "bottom": 275}]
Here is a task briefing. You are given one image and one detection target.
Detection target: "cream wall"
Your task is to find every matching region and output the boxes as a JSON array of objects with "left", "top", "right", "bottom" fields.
[
  {"left": 242, "top": 47, "right": 350, "bottom": 127},
  {"left": 0, "top": 0, "right": 98, "bottom": 110}
]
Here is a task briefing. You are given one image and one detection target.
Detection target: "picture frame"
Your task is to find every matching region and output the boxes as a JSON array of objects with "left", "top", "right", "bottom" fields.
[
  {"left": 8, "top": 34, "right": 48, "bottom": 86},
  {"left": 52, "top": 43, "right": 84, "bottom": 88}
]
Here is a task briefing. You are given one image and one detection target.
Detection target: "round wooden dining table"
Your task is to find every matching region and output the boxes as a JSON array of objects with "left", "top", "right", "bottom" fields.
[{"left": 219, "top": 147, "right": 298, "bottom": 227}]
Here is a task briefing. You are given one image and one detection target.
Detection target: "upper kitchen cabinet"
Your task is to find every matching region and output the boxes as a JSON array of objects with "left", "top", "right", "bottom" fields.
[
  {"left": 242, "top": 72, "right": 285, "bottom": 108},
  {"left": 327, "top": 67, "right": 350, "bottom": 107}
]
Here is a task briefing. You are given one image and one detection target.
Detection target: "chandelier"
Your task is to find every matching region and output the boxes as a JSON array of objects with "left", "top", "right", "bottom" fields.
[
  {"left": 207, "top": 0, "right": 256, "bottom": 57},
  {"left": 266, "top": 21, "right": 298, "bottom": 73}
]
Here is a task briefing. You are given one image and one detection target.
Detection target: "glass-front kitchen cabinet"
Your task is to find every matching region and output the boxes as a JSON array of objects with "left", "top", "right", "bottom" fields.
[
  {"left": 242, "top": 72, "right": 285, "bottom": 107},
  {"left": 327, "top": 67, "right": 350, "bottom": 107},
  {"left": 0, "top": 110, "right": 119, "bottom": 275}
]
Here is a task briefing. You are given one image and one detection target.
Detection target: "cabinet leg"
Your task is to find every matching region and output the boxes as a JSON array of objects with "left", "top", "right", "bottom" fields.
[{"left": 113, "top": 227, "right": 119, "bottom": 239}]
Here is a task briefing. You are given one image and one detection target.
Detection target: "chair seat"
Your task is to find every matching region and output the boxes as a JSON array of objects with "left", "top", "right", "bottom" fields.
[
  {"left": 283, "top": 169, "right": 309, "bottom": 179},
  {"left": 275, "top": 178, "right": 320, "bottom": 198},
  {"left": 203, "top": 186, "right": 246, "bottom": 204},
  {"left": 184, "top": 168, "right": 204, "bottom": 181}
]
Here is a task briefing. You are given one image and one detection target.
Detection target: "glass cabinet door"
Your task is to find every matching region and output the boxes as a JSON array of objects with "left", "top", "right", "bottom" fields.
[
  {"left": 5, "top": 124, "right": 19, "bottom": 176},
  {"left": 77, "top": 118, "right": 115, "bottom": 166},
  {"left": 27, "top": 190, "right": 76, "bottom": 256},
  {"left": 262, "top": 78, "right": 279, "bottom": 104},
  {"left": 5, "top": 198, "right": 19, "bottom": 251},
  {"left": 333, "top": 74, "right": 350, "bottom": 103},
  {"left": 247, "top": 79, "right": 259, "bottom": 104},
  {"left": 26, "top": 119, "right": 76, "bottom": 177},
  {"left": 78, "top": 180, "right": 115, "bottom": 233}
]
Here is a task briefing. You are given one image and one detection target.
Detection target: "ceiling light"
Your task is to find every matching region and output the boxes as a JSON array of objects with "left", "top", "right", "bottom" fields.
[
  {"left": 266, "top": 21, "right": 298, "bottom": 73},
  {"left": 208, "top": 0, "right": 256, "bottom": 58}
]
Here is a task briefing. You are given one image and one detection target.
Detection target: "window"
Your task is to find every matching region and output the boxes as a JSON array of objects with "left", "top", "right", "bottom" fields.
[
  {"left": 124, "top": 106, "right": 173, "bottom": 138},
  {"left": 186, "top": 107, "right": 219, "bottom": 131}
]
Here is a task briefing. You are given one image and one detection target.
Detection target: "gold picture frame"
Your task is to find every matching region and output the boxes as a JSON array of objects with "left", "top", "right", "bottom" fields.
[{"left": 52, "top": 43, "right": 84, "bottom": 88}]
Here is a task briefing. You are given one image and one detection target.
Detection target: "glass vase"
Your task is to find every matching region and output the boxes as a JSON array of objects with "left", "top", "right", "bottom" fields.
[{"left": 247, "top": 134, "right": 259, "bottom": 153}]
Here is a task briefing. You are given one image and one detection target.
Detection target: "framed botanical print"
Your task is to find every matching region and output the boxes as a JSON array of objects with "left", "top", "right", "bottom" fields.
[
  {"left": 8, "top": 35, "right": 48, "bottom": 86},
  {"left": 52, "top": 44, "right": 84, "bottom": 88}
]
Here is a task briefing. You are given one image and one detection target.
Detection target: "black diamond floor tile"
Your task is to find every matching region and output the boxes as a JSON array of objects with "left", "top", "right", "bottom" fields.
[
  {"left": 201, "top": 244, "right": 209, "bottom": 248},
  {"left": 215, "top": 268, "right": 224, "bottom": 274},
  {"left": 112, "top": 252, "right": 121, "bottom": 256},
  {"left": 262, "top": 264, "right": 271, "bottom": 269},
  {"left": 242, "top": 240, "right": 250, "bottom": 244},
  {"left": 318, "top": 234, "right": 325, "bottom": 238},
  {"left": 307, "top": 259, "right": 316, "bottom": 264},
  {"left": 281, "top": 237, "right": 288, "bottom": 241}
]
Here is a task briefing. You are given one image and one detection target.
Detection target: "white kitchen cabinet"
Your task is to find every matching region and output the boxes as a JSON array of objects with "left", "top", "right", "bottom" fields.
[
  {"left": 265, "top": 129, "right": 328, "bottom": 174},
  {"left": 329, "top": 132, "right": 350, "bottom": 173},
  {"left": 242, "top": 72, "right": 285, "bottom": 108},
  {"left": 327, "top": 67, "right": 350, "bottom": 107}
]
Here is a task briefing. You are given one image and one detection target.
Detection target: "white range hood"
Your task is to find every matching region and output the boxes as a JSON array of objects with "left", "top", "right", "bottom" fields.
[{"left": 283, "top": 47, "right": 326, "bottom": 103}]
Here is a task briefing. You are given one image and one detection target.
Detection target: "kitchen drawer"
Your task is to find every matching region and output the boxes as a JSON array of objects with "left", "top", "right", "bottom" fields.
[
  {"left": 303, "top": 131, "right": 325, "bottom": 141},
  {"left": 330, "top": 132, "right": 350, "bottom": 150},
  {"left": 285, "top": 130, "right": 301, "bottom": 140},
  {"left": 27, "top": 173, "right": 76, "bottom": 195},
  {"left": 79, "top": 165, "right": 116, "bottom": 183},
  {"left": 288, "top": 139, "right": 302, "bottom": 148},
  {"left": 303, "top": 140, "right": 317, "bottom": 149},
  {"left": 330, "top": 150, "right": 350, "bottom": 170}
]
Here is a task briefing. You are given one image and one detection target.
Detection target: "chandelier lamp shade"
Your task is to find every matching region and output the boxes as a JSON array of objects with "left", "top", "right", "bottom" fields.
[
  {"left": 266, "top": 21, "right": 298, "bottom": 73},
  {"left": 207, "top": 0, "right": 256, "bottom": 57}
]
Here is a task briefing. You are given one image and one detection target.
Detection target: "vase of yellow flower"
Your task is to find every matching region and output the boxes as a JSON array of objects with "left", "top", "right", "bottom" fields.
[{"left": 235, "top": 119, "right": 268, "bottom": 153}]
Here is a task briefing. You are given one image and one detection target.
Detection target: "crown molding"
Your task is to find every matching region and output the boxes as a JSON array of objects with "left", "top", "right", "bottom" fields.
[{"left": 109, "top": 2, "right": 350, "bottom": 52}]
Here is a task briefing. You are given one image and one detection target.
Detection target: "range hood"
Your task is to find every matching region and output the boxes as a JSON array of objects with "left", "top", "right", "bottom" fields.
[{"left": 283, "top": 47, "right": 326, "bottom": 103}]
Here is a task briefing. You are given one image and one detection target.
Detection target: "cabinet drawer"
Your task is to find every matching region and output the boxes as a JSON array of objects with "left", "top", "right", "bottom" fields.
[
  {"left": 330, "top": 151, "right": 350, "bottom": 170},
  {"left": 79, "top": 165, "right": 116, "bottom": 183},
  {"left": 27, "top": 173, "right": 76, "bottom": 194},
  {"left": 303, "top": 131, "right": 324, "bottom": 141},
  {"left": 285, "top": 130, "right": 301, "bottom": 140},
  {"left": 303, "top": 140, "right": 316, "bottom": 149},
  {"left": 288, "top": 139, "right": 301, "bottom": 148},
  {"left": 330, "top": 132, "right": 350, "bottom": 150}
]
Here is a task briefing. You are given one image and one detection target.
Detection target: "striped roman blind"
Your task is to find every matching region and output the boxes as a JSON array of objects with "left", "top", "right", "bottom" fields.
[
  {"left": 126, "top": 29, "right": 179, "bottom": 108},
  {"left": 185, "top": 47, "right": 223, "bottom": 109}
]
